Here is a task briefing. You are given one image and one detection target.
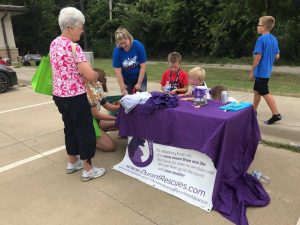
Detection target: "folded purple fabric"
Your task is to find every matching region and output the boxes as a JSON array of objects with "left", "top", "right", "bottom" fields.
[{"left": 140, "top": 92, "right": 178, "bottom": 114}]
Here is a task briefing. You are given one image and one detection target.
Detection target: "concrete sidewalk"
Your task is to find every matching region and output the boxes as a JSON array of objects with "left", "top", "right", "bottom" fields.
[
  {"left": 0, "top": 70, "right": 299, "bottom": 225},
  {"left": 0, "top": 134, "right": 299, "bottom": 225}
]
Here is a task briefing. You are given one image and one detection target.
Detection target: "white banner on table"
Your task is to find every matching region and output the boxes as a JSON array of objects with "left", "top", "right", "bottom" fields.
[{"left": 113, "top": 137, "right": 217, "bottom": 212}]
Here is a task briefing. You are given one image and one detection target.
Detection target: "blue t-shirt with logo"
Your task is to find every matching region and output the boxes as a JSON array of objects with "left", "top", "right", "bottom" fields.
[
  {"left": 253, "top": 33, "right": 279, "bottom": 78},
  {"left": 112, "top": 40, "right": 147, "bottom": 79}
]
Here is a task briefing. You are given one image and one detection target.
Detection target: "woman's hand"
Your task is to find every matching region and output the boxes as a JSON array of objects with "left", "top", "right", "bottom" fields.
[
  {"left": 181, "top": 97, "right": 194, "bottom": 101},
  {"left": 103, "top": 102, "right": 120, "bottom": 112},
  {"left": 114, "top": 68, "right": 128, "bottom": 95},
  {"left": 134, "top": 83, "right": 141, "bottom": 91},
  {"left": 249, "top": 70, "right": 254, "bottom": 81},
  {"left": 121, "top": 89, "right": 128, "bottom": 96},
  {"left": 170, "top": 89, "right": 177, "bottom": 95}
]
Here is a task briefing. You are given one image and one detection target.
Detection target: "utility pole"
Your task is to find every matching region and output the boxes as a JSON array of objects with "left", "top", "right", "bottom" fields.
[
  {"left": 109, "top": 0, "right": 112, "bottom": 21},
  {"left": 109, "top": 0, "right": 113, "bottom": 45},
  {"left": 80, "top": 0, "right": 88, "bottom": 50}
]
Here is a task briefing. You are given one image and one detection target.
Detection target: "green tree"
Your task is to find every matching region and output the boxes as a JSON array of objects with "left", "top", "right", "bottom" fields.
[{"left": 2, "top": 0, "right": 300, "bottom": 61}]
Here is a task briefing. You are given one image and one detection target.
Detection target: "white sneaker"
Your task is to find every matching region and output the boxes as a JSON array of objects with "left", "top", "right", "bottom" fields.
[
  {"left": 81, "top": 167, "right": 106, "bottom": 182},
  {"left": 66, "top": 159, "right": 83, "bottom": 174}
]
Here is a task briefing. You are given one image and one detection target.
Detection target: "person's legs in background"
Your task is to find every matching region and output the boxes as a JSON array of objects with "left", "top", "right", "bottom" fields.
[
  {"left": 253, "top": 91, "right": 261, "bottom": 112},
  {"left": 100, "top": 120, "right": 118, "bottom": 132},
  {"left": 53, "top": 96, "right": 81, "bottom": 173},
  {"left": 72, "top": 94, "right": 96, "bottom": 170},
  {"left": 263, "top": 94, "right": 279, "bottom": 115},
  {"left": 253, "top": 77, "right": 281, "bottom": 124},
  {"left": 252, "top": 77, "right": 263, "bottom": 113},
  {"left": 63, "top": 112, "right": 82, "bottom": 173},
  {"left": 73, "top": 94, "right": 106, "bottom": 181},
  {"left": 53, "top": 97, "right": 78, "bottom": 156},
  {"left": 96, "top": 130, "right": 116, "bottom": 152},
  {"left": 54, "top": 94, "right": 106, "bottom": 181},
  {"left": 263, "top": 93, "right": 282, "bottom": 124}
]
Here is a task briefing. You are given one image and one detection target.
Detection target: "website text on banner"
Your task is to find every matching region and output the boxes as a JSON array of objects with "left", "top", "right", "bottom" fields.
[{"left": 113, "top": 136, "right": 217, "bottom": 211}]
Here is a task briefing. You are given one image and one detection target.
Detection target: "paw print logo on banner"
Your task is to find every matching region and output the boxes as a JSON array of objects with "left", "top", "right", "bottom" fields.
[{"left": 128, "top": 137, "right": 154, "bottom": 167}]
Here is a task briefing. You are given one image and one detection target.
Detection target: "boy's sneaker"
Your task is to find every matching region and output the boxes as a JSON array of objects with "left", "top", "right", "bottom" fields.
[
  {"left": 81, "top": 167, "right": 106, "bottom": 182},
  {"left": 66, "top": 159, "right": 83, "bottom": 174},
  {"left": 264, "top": 114, "right": 282, "bottom": 125}
]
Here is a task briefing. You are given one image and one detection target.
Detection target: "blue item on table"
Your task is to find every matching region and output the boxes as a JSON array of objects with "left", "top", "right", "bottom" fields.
[{"left": 219, "top": 101, "right": 252, "bottom": 111}]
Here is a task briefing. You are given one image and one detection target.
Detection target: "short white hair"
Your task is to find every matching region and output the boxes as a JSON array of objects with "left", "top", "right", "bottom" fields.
[{"left": 58, "top": 7, "right": 85, "bottom": 32}]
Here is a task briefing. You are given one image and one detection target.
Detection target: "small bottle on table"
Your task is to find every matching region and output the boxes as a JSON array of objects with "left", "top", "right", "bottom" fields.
[{"left": 251, "top": 170, "right": 270, "bottom": 184}]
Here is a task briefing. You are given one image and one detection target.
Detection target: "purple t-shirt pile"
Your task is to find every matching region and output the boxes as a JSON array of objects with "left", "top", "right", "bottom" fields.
[{"left": 140, "top": 92, "right": 178, "bottom": 114}]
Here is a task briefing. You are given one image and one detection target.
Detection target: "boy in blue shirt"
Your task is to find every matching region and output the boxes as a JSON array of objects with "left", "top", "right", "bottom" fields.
[{"left": 249, "top": 16, "right": 281, "bottom": 125}]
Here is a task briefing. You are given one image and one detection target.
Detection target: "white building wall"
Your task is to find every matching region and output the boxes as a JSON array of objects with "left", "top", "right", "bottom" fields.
[{"left": 0, "top": 11, "right": 18, "bottom": 60}]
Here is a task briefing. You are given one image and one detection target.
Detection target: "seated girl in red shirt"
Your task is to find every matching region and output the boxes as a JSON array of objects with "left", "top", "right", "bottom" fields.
[{"left": 160, "top": 52, "right": 188, "bottom": 95}]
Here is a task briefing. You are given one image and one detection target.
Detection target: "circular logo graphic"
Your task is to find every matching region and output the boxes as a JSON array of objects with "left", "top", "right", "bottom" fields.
[{"left": 128, "top": 137, "right": 154, "bottom": 167}]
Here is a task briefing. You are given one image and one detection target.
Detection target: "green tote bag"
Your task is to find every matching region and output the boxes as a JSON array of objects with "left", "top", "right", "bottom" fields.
[
  {"left": 31, "top": 54, "right": 53, "bottom": 95},
  {"left": 93, "top": 118, "right": 101, "bottom": 138}
]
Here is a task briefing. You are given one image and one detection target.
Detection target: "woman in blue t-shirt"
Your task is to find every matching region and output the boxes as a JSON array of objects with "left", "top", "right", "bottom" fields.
[{"left": 112, "top": 27, "right": 147, "bottom": 95}]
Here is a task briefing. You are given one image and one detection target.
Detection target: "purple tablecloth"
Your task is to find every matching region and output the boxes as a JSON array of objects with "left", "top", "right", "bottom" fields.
[{"left": 117, "top": 96, "right": 270, "bottom": 225}]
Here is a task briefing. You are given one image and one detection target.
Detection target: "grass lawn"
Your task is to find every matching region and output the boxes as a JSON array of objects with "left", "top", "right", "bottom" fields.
[{"left": 94, "top": 58, "right": 300, "bottom": 97}]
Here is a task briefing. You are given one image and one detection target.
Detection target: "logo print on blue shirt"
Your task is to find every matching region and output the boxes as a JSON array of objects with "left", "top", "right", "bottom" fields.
[{"left": 122, "top": 56, "right": 138, "bottom": 70}]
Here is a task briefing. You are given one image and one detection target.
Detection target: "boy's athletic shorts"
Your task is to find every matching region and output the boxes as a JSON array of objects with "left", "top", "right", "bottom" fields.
[{"left": 253, "top": 77, "right": 269, "bottom": 95}]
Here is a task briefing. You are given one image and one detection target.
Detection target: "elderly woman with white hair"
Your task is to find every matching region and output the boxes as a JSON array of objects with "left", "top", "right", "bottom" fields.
[{"left": 50, "top": 7, "right": 105, "bottom": 182}]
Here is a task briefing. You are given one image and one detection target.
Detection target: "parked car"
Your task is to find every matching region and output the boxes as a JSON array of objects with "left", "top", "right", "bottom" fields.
[
  {"left": 3, "top": 58, "right": 11, "bottom": 66},
  {"left": 0, "top": 57, "right": 11, "bottom": 66},
  {"left": 22, "top": 53, "right": 41, "bottom": 66},
  {"left": 0, "top": 64, "right": 18, "bottom": 93}
]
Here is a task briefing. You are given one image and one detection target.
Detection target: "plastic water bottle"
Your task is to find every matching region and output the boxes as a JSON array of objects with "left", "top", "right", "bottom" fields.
[
  {"left": 251, "top": 170, "right": 270, "bottom": 184},
  {"left": 221, "top": 91, "right": 228, "bottom": 104},
  {"left": 193, "top": 97, "right": 201, "bottom": 108},
  {"left": 192, "top": 86, "right": 201, "bottom": 108},
  {"left": 290, "top": 142, "right": 300, "bottom": 148},
  {"left": 164, "top": 81, "right": 171, "bottom": 94}
]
